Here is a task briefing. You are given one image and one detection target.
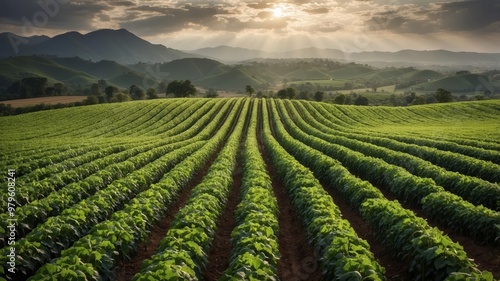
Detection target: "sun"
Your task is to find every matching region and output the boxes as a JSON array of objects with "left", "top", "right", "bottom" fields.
[{"left": 272, "top": 7, "right": 284, "bottom": 18}]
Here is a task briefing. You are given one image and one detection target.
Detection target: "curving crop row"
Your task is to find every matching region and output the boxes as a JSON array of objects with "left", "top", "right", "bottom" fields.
[
  {"left": 129, "top": 99, "right": 207, "bottom": 137},
  {"left": 0, "top": 138, "right": 195, "bottom": 246},
  {"left": 361, "top": 199, "right": 493, "bottom": 281},
  {"left": 264, "top": 99, "right": 386, "bottom": 280},
  {"left": 311, "top": 103, "right": 500, "bottom": 165},
  {"left": 265, "top": 100, "right": 495, "bottom": 278},
  {"left": 0, "top": 145, "right": 127, "bottom": 211},
  {"left": 296, "top": 101, "right": 500, "bottom": 210},
  {"left": 132, "top": 99, "right": 249, "bottom": 280},
  {"left": 318, "top": 104, "right": 500, "bottom": 183},
  {"left": 220, "top": 99, "right": 280, "bottom": 280},
  {"left": 280, "top": 100, "right": 499, "bottom": 245},
  {"left": 0, "top": 99, "right": 237, "bottom": 280},
  {"left": 0, "top": 140, "right": 206, "bottom": 280},
  {"left": 422, "top": 192, "right": 499, "bottom": 245},
  {"left": 27, "top": 99, "right": 247, "bottom": 281}
]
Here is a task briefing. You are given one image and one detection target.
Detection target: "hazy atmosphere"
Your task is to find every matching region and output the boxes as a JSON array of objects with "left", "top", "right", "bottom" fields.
[{"left": 1, "top": 0, "right": 499, "bottom": 52}]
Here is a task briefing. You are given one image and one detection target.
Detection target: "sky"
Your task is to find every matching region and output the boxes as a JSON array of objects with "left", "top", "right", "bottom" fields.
[{"left": 0, "top": 0, "right": 499, "bottom": 53}]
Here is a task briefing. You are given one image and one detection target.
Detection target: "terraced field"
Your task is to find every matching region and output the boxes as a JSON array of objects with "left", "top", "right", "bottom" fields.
[{"left": 0, "top": 98, "right": 498, "bottom": 281}]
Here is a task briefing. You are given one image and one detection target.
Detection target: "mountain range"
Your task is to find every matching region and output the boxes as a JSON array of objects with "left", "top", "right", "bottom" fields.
[
  {"left": 190, "top": 46, "right": 500, "bottom": 67},
  {"left": 1, "top": 28, "right": 499, "bottom": 67},
  {"left": 0, "top": 29, "right": 197, "bottom": 65}
]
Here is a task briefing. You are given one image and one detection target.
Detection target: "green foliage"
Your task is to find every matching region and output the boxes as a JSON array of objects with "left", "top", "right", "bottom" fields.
[{"left": 166, "top": 80, "right": 197, "bottom": 97}]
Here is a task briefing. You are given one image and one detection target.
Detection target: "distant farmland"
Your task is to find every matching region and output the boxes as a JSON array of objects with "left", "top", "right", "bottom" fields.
[{"left": 2, "top": 96, "right": 87, "bottom": 107}]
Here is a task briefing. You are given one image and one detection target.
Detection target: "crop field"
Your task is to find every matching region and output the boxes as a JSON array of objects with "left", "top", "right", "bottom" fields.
[{"left": 0, "top": 98, "right": 499, "bottom": 281}]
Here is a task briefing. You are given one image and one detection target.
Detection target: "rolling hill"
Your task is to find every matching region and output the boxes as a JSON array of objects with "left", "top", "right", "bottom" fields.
[
  {"left": 0, "top": 56, "right": 159, "bottom": 94},
  {"left": 409, "top": 74, "right": 500, "bottom": 92}
]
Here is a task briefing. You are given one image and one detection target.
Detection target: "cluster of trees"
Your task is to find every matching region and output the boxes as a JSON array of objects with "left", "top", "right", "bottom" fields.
[
  {"left": 4, "top": 77, "right": 68, "bottom": 100},
  {"left": 82, "top": 80, "right": 160, "bottom": 105}
]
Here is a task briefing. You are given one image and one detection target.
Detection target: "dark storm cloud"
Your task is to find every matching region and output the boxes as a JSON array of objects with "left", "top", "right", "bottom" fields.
[
  {"left": 365, "top": 0, "right": 500, "bottom": 34},
  {"left": 436, "top": 0, "right": 500, "bottom": 31},
  {"left": 0, "top": 0, "right": 111, "bottom": 34}
]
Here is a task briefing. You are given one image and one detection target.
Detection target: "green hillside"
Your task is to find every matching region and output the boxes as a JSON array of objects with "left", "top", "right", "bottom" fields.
[
  {"left": 284, "top": 68, "right": 331, "bottom": 80},
  {"left": 329, "top": 65, "right": 375, "bottom": 79},
  {"left": 0, "top": 56, "right": 96, "bottom": 84},
  {"left": 159, "top": 58, "right": 227, "bottom": 81},
  {"left": 196, "top": 68, "right": 264, "bottom": 90},
  {"left": 400, "top": 69, "right": 444, "bottom": 81},
  {"left": 412, "top": 74, "right": 500, "bottom": 92}
]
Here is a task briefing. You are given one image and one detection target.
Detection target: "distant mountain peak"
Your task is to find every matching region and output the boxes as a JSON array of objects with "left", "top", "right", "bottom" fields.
[{"left": 0, "top": 29, "right": 199, "bottom": 64}]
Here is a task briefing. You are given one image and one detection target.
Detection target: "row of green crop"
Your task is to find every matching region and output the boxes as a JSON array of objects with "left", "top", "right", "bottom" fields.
[
  {"left": 1, "top": 99, "right": 226, "bottom": 214},
  {"left": 220, "top": 100, "right": 280, "bottom": 280},
  {"left": 264, "top": 99, "right": 386, "bottom": 280},
  {"left": 130, "top": 99, "right": 208, "bottom": 137},
  {"left": 0, "top": 138, "right": 195, "bottom": 246},
  {"left": 13, "top": 99, "right": 147, "bottom": 140},
  {"left": 0, "top": 143, "right": 96, "bottom": 174},
  {"left": 269, "top": 99, "right": 494, "bottom": 280},
  {"left": 94, "top": 100, "right": 169, "bottom": 137},
  {"left": 0, "top": 145, "right": 127, "bottom": 211},
  {"left": 320, "top": 102, "right": 500, "bottom": 154},
  {"left": 280, "top": 100, "right": 499, "bottom": 245},
  {"left": 50, "top": 100, "right": 161, "bottom": 138},
  {"left": 0, "top": 140, "right": 206, "bottom": 280},
  {"left": 132, "top": 99, "right": 249, "bottom": 280},
  {"left": 321, "top": 104, "right": 500, "bottom": 183},
  {"left": 27, "top": 99, "right": 245, "bottom": 281},
  {"left": 361, "top": 199, "right": 494, "bottom": 281},
  {"left": 300, "top": 101, "right": 500, "bottom": 210},
  {"left": 0, "top": 100, "right": 236, "bottom": 280},
  {"left": 313, "top": 103, "right": 500, "bottom": 165}
]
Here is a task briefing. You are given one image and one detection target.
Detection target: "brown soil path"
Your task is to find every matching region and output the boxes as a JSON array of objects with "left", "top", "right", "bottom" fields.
[
  {"left": 259, "top": 99, "right": 322, "bottom": 281},
  {"left": 114, "top": 149, "right": 220, "bottom": 281},
  {"left": 202, "top": 152, "right": 243, "bottom": 280},
  {"left": 202, "top": 102, "right": 251, "bottom": 280}
]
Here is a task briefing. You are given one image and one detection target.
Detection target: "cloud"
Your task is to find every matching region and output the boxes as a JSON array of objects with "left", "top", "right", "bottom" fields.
[
  {"left": 363, "top": 0, "right": 500, "bottom": 34},
  {"left": 304, "top": 7, "right": 329, "bottom": 14},
  {"left": 436, "top": 0, "right": 500, "bottom": 31},
  {"left": 248, "top": 2, "right": 273, "bottom": 9}
]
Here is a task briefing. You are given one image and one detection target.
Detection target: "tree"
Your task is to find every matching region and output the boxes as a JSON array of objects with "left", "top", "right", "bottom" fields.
[
  {"left": 411, "top": 95, "right": 426, "bottom": 105},
  {"left": 147, "top": 88, "right": 159, "bottom": 99},
  {"left": 90, "top": 83, "right": 101, "bottom": 96},
  {"left": 285, "top": 87, "right": 296, "bottom": 99},
  {"left": 166, "top": 80, "right": 197, "bottom": 97},
  {"left": 205, "top": 89, "right": 218, "bottom": 98},
  {"left": 245, "top": 85, "right": 255, "bottom": 97},
  {"left": 298, "top": 91, "right": 310, "bottom": 100},
  {"left": 333, "top": 94, "right": 346, "bottom": 104},
  {"left": 354, "top": 96, "right": 369, "bottom": 106},
  {"left": 277, "top": 89, "right": 287, "bottom": 99},
  {"left": 97, "top": 79, "right": 107, "bottom": 91},
  {"left": 105, "top": 86, "right": 119, "bottom": 101},
  {"left": 157, "top": 81, "right": 167, "bottom": 94},
  {"left": 130, "top": 85, "right": 145, "bottom": 100},
  {"left": 53, "top": 83, "right": 66, "bottom": 96},
  {"left": 314, "top": 91, "right": 325, "bottom": 102},
  {"left": 20, "top": 77, "right": 48, "bottom": 98},
  {"left": 83, "top": 95, "right": 99, "bottom": 105},
  {"left": 434, "top": 88, "right": 453, "bottom": 103},
  {"left": 110, "top": 92, "right": 132, "bottom": 103}
]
